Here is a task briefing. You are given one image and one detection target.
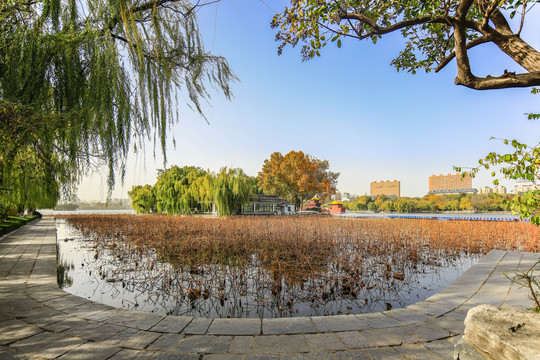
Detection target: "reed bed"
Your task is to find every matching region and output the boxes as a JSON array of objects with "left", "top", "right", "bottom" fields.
[{"left": 58, "top": 215, "right": 538, "bottom": 318}]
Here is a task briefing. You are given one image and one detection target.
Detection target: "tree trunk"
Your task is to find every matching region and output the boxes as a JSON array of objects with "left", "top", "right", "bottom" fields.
[{"left": 491, "top": 33, "right": 540, "bottom": 72}]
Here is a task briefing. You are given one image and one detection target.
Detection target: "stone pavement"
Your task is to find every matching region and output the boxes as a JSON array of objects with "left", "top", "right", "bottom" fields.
[{"left": 0, "top": 218, "right": 538, "bottom": 359}]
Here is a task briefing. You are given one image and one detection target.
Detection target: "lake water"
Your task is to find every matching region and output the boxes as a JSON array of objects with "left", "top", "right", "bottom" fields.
[{"left": 55, "top": 218, "right": 480, "bottom": 318}]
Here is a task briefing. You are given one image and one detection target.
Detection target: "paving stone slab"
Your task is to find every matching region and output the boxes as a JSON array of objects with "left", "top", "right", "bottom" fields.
[
  {"left": 41, "top": 294, "right": 90, "bottom": 311},
  {"left": 253, "top": 334, "right": 309, "bottom": 354},
  {"left": 428, "top": 316, "right": 466, "bottom": 335},
  {"left": 183, "top": 318, "right": 212, "bottom": 335},
  {"left": 503, "top": 283, "right": 535, "bottom": 310},
  {"left": 118, "top": 330, "right": 161, "bottom": 350},
  {"left": 401, "top": 322, "right": 451, "bottom": 342},
  {"left": 332, "top": 350, "right": 371, "bottom": 360},
  {"left": 406, "top": 301, "right": 455, "bottom": 318},
  {"left": 0, "top": 319, "right": 43, "bottom": 345},
  {"left": 281, "top": 353, "right": 334, "bottom": 360},
  {"left": 423, "top": 339, "right": 456, "bottom": 359},
  {"left": 9, "top": 331, "right": 85, "bottom": 359},
  {"left": 102, "top": 328, "right": 139, "bottom": 345},
  {"left": 312, "top": 315, "right": 370, "bottom": 332},
  {"left": 146, "top": 333, "right": 185, "bottom": 351},
  {"left": 0, "top": 345, "right": 34, "bottom": 359},
  {"left": 207, "top": 318, "right": 261, "bottom": 336},
  {"left": 2, "top": 298, "right": 45, "bottom": 316},
  {"left": 152, "top": 353, "right": 200, "bottom": 360},
  {"left": 150, "top": 315, "right": 192, "bottom": 333},
  {"left": 336, "top": 331, "right": 374, "bottom": 349},
  {"left": 425, "top": 292, "right": 470, "bottom": 306},
  {"left": 363, "top": 346, "right": 406, "bottom": 359},
  {"left": 56, "top": 341, "right": 122, "bottom": 359},
  {"left": 41, "top": 317, "right": 91, "bottom": 333},
  {"left": 304, "top": 333, "right": 347, "bottom": 352},
  {"left": 383, "top": 308, "right": 432, "bottom": 324},
  {"left": 62, "top": 301, "right": 113, "bottom": 318},
  {"left": 245, "top": 355, "right": 280, "bottom": 360},
  {"left": 73, "top": 323, "right": 128, "bottom": 342},
  {"left": 202, "top": 355, "right": 242, "bottom": 360},
  {"left": 85, "top": 308, "right": 124, "bottom": 322},
  {"left": 228, "top": 336, "right": 253, "bottom": 354},
  {"left": 171, "top": 335, "right": 232, "bottom": 354},
  {"left": 62, "top": 320, "right": 102, "bottom": 338},
  {"left": 107, "top": 349, "right": 155, "bottom": 360},
  {"left": 360, "top": 328, "right": 418, "bottom": 347},
  {"left": 25, "top": 285, "right": 68, "bottom": 302},
  {"left": 394, "top": 343, "right": 441, "bottom": 359},
  {"left": 262, "top": 317, "right": 316, "bottom": 335},
  {"left": 0, "top": 309, "right": 14, "bottom": 322},
  {"left": 356, "top": 312, "right": 405, "bottom": 329},
  {"left": 105, "top": 311, "right": 164, "bottom": 330},
  {"left": 20, "top": 309, "right": 70, "bottom": 327}
]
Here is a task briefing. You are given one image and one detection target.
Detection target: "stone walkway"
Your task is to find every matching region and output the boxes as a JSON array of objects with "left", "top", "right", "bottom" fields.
[{"left": 0, "top": 218, "right": 538, "bottom": 359}]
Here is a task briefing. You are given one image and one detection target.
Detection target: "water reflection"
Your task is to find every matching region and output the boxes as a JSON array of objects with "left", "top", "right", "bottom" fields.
[{"left": 56, "top": 219, "right": 479, "bottom": 318}]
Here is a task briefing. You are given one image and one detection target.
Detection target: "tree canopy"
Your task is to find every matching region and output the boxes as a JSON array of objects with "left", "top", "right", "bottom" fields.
[
  {"left": 456, "top": 138, "right": 540, "bottom": 225},
  {"left": 272, "top": 0, "right": 540, "bottom": 90},
  {"left": 257, "top": 150, "right": 339, "bottom": 207},
  {"left": 130, "top": 165, "right": 258, "bottom": 216},
  {"left": 0, "top": 0, "right": 236, "bottom": 216}
]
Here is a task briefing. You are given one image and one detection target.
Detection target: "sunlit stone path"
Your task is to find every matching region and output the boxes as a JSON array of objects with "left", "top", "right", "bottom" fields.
[{"left": 0, "top": 218, "right": 537, "bottom": 359}]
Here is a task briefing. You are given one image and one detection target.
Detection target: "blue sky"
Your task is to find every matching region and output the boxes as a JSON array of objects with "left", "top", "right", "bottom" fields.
[{"left": 77, "top": 1, "right": 540, "bottom": 201}]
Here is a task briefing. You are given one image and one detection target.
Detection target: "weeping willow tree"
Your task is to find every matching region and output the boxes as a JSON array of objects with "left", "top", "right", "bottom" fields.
[
  {"left": 134, "top": 165, "right": 258, "bottom": 216},
  {"left": 190, "top": 172, "right": 214, "bottom": 213},
  {"left": 213, "top": 167, "right": 258, "bottom": 216},
  {"left": 154, "top": 166, "right": 209, "bottom": 214},
  {"left": 128, "top": 184, "right": 156, "bottom": 214},
  {"left": 0, "top": 0, "right": 236, "bottom": 217}
]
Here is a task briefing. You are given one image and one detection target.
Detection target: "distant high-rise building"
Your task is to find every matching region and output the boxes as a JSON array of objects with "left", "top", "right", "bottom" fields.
[
  {"left": 479, "top": 186, "right": 493, "bottom": 195},
  {"left": 428, "top": 173, "right": 476, "bottom": 194},
  {"left": 370, "top": 180, "right": 400, "bottom": 197},
  {"left": 514, "top": 182, "right": 540, "bottom": 195},
  {"left": 493, "top": 186, "right": 507, "bottom": 195}
]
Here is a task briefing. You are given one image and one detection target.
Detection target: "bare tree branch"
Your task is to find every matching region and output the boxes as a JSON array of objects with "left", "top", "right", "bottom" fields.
[
  {"left": 455, "top": 71, "right": 540, "bottom": 89},
  {"left": 435, "top": 36, "right": 490, "bottom": 73}
]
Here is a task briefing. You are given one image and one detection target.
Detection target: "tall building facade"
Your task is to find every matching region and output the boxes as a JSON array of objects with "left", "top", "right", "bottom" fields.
[
  {"left": 370, "top": 180, "right": 400, "bottom": 197},
  {"left": 479, "top": 186, "right": 493, "bottom": 195},
  {"left": 428, "top": 173, "right": 474, "bottom": 194},
  {"left": 514, "top": 182, "right": 540, "bottom": 195}
]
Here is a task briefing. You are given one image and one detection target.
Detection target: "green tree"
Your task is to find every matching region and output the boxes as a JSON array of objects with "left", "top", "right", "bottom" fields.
[
  {"left": 380, "top": 200, "right": 394, "bottom": 212},
  {"left": 457, "top": 139, "right": 540, "bottom": 224},
  {"left": 0, "top": 0, "right": 236, "bottom": 217},
  {"left": 154, "top": 166, "right": 208, "bottom": 214},
  {"left": 394, "top": 198, "right": 415, "bottom": 213},
  {"left": 272, "top": 0, "right": 540, "bottom": 90},
  {"left": 356, "top": 195, "right": 373, "bottom": 210},
  {"left": 367, "top": 201, "right": 379, "bottom": 213},
  {"left": 128, "top": 185, "right": 156, "bottom": 214},
  {"left": 460, "top": 197, "right": 472, "bottom": 211},
  {"left": 213, "top": 167, "right": 258, "bottom": 216}
]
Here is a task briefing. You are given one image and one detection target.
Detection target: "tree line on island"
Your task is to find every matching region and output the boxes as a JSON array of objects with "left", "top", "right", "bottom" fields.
[
  {"left": 128, "top": 150, "right": 339, "bottom": 216},
  {"left": 341, "top": 193, "right": 520, "bottom": 214}
]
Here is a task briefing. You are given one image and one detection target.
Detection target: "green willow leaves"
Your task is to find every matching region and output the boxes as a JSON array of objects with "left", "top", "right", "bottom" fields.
[
  {"left": 130, "top": 166, "right": 259, "bottom": 216},
  {"left": 0, "top": 0, "right": 236, "bottom": 216}
]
